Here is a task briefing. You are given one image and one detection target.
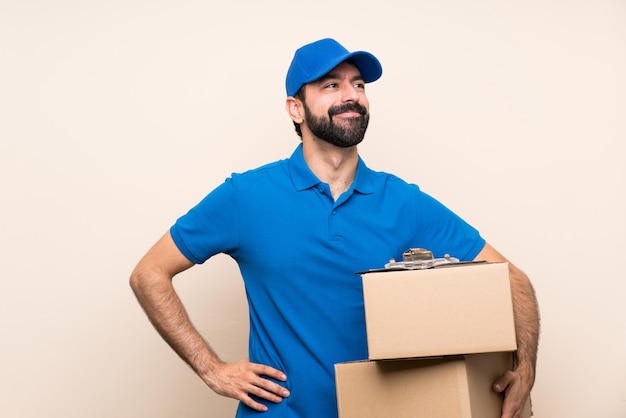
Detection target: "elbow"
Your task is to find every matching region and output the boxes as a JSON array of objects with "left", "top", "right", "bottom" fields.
[
  {"left": 129, "top": 268, "right": 143, "bottom": 296},
  {"left": 129, "top": 263, "right": 173, "bottom": 300},
  {"left": 129, "top": 265, "right": 153, "bottom": 298}
]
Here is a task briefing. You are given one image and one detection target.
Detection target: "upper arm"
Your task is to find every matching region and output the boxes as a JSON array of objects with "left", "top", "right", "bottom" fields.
[
  {"left": 475, "top": 242, "right": 536, "bottom": 305},
  {"left": 474, "top": 242, "right": 508, "bottom": 263}
]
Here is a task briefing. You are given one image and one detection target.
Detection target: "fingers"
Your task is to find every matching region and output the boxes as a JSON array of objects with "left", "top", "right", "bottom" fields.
[
  {"left": 208, "top": 359, "right": 290, "bottom": 412},
  {"left": 493, "top": 371, "right": 526, "bottom": 418},
  {"left": 247, "top": 363, "right": 290, "bottom": 401},
  {"left": 252, "top": 361, "right": 288, "bottom": 383},
  {"left": 492, "top": 370, "right": 516, "bottom": 393}
]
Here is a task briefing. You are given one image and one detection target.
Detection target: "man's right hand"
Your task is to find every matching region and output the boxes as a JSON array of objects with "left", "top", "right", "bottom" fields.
[
  {"left": 130, "top": 234, "right": 289, "bottom": 412},
  {"left": 206, "top": 358, "right": 290, "bottom": 412}
]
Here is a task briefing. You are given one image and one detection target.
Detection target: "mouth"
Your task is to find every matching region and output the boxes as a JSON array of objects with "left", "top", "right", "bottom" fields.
[
  {"left": 329, "top": 104, "right": 367, "bottom": 119},
  {"left": 333, "top": 111, "right": 362, "bottom": 119}
]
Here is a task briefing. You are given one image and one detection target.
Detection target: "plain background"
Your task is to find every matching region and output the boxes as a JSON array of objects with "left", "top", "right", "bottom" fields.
[{"left": 1, "top": 1, "right": 625, "bottom": 417}]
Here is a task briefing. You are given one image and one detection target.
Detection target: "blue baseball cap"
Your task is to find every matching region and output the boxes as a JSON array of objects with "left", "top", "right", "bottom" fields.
[{"left": 285, "top": 38, "right": 382, "bottom": 97}]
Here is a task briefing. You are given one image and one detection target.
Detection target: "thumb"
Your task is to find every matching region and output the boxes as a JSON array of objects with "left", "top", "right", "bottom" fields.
[{"left": 493, "top": 371, "right": 515, "bottom": 393}]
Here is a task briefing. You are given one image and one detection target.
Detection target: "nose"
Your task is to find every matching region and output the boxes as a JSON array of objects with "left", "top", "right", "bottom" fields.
[{"left": 340, "top": 82, "right": 359, "bottom": 102}]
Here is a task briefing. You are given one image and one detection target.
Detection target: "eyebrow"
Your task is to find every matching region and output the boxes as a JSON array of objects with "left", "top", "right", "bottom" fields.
[{"left": 315, "top": 72, "right": 365, "bottom": 85}]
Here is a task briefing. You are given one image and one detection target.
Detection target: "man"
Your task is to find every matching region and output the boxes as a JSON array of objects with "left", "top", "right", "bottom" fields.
[{"left": 130, "top": 38, "right": 539, "bottom": 418}]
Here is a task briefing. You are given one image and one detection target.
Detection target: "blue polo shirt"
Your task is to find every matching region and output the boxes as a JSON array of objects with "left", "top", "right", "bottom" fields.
[{"left": 170, "top": 144, "right": 485, "bottom": 418}]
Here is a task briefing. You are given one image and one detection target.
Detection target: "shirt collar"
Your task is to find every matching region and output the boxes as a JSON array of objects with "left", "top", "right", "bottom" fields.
[{"left": 288, "top": 144, "right": 374, "bottom": 195}]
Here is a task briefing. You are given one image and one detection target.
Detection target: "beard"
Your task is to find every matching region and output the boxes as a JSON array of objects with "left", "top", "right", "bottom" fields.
[{"left": 303, "top": 101, "right": 369, "bottom": 148}]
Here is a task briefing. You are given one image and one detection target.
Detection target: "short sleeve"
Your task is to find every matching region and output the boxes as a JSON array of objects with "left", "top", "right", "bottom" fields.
[
  {"left": 414, "top": 189, "right": 485, "bottom": 261},
  {"left": 170, "top": 178, "right": 240, "bottom": 264}
]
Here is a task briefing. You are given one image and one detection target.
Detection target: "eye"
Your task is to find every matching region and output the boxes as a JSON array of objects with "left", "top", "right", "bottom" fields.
[{"left": 324, "top": 82, "right": 339, "bottom": 89}]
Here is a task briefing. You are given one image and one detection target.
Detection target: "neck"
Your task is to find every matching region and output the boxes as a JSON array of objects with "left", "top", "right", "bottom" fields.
[{"left": 301, "top": 138, "right": 359, "bottom": 200}]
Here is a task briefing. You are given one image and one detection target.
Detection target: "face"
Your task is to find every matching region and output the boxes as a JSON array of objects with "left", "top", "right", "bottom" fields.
[{"left": 300, "top": 61, "right": 370, "bottom": 148}]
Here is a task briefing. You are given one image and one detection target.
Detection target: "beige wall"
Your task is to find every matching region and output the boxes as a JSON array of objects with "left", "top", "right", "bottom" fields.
[{"left": 1, "top": 1, "right": 625, "bottom": 417}]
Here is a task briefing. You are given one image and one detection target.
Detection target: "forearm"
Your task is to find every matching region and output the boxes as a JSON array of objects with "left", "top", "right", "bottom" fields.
[
  {"left": 129, "top": 232, "right": 290, "bottom": 411},
  {"left": 474, "top": 243, "right": 539, "bottom": 387},
  {"left": 508, "top": 263, "right": 540, "bottom": 388},
  {"left": 130, "top": 269, "right": 221, "bottom": 381}
]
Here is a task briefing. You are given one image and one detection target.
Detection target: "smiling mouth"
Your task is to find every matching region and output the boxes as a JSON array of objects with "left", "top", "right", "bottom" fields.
[
  {"left": 334, "top": 112, "right": 361, "bottom": 118},
  {"left": 329, "top": 103, "right": 367, "bottom": 118}
]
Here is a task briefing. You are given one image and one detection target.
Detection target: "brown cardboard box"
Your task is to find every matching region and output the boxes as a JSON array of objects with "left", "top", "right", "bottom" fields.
[
  {"left": 362, "top": 262, "right": 517, "bottom": 360},
  {"left": 335, "top": 352, "right": 532, "bottom": 418}
]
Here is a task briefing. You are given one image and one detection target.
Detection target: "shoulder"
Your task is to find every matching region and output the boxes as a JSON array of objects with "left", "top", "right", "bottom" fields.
[
  {"left": 235, "top": 158, "right": 289, "bottom": 176},
  {"left": 360, "top": 164, "right": 421, "bottom": 195},
  {"left": 229, "top": 158, "right": 290, "bottom": 184}
]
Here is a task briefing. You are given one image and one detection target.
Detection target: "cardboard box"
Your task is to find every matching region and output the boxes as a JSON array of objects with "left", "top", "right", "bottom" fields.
[
  {"left": 362, "top": 262, "right": 517, "bottom": 360},
  {"left": 335, "top": 352, "right": 532, "bottom": 418}
]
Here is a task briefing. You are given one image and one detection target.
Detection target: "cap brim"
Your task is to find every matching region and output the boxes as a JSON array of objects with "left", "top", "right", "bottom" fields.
[{"left": 303, "top": 50, "right": 382, "bottom": 86}]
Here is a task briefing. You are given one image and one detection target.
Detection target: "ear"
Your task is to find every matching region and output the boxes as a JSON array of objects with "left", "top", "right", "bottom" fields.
[{"left": 285, "top": 96, "right": 304, "bottom": 124}]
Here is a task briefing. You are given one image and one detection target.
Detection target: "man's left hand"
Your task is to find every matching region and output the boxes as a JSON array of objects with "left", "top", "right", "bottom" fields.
[{"left": 493, "top": 369, "right": 531, "bottom": 418}]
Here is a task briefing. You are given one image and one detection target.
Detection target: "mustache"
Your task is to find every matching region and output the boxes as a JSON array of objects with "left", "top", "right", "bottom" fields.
[{"left": 328, "top": 103, "right": 367, "bottom": 117}]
